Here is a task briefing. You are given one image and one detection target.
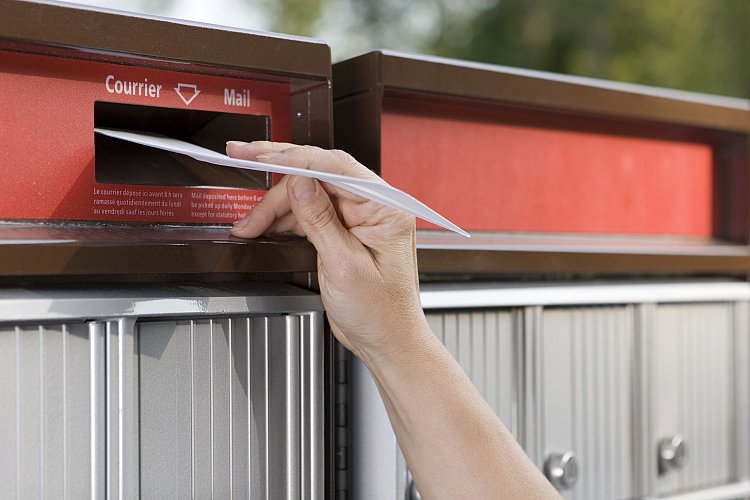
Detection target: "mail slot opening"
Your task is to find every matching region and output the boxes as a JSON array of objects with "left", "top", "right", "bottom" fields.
[{"left": 94, "top": 101, "right": 271, "bottom": 189}]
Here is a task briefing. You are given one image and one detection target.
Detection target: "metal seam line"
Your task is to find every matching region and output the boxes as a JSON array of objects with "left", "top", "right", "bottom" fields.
[
  {"left": 191, "top": 321, "right": 196, "bottom": 499},
  {"left": 62, "top": 324, "right": 68, "bottom": 500},
  {"left": 16, "top": 326, "right": 21, "bottom": 500},
  {"left": 229, "top": 319, "right": 234, "bottom": 500},
  {"left": 263, "top": 316, "right": 271, "bottom": 500},
  {"left": 118, "top": 321, "right": 124, "bottom": 500},
  {"left": 105, "top": 323, "right": 111, "bottom": 500},
  {"left": 246, "top": 318, "right": 251, "bottom": 498},
  {"left": 39, "top": 325, "right": 44, "bottom": 500},
  {"left": 210, "top": 320, "right": 215, "bottom": 499}
]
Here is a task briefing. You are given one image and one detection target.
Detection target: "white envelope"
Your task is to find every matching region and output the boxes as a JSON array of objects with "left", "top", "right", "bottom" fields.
[{"left": 95, "top": 127, "right": 470, "bottom": 237}]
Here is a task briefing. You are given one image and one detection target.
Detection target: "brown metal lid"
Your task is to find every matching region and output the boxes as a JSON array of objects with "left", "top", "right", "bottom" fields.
[
  {"left": 0, "top": 0, "right": 331, "bottom": 79},
  {"left": 333, "top": 50, "right": 749, "bottom": 133}
]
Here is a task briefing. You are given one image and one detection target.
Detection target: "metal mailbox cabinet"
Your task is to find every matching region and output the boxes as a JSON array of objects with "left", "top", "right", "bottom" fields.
[
  {"left": 333, "top": 50, "right": 750, "bottom": 499},
  {"left": 0, "top": 286, "right": 325, "bottom": 498},
  {"left": 348, "top": 283, "right": 750, "bottom": 500},
  {"left": 648, "top": 303, "right": 749, "bottom": 497},
  {"left": 528, "top": 305, "right": 636, "bottom": 499},
  {"left": 0, "top": 1, "right": 334, "bottom": 498},
  {"left": 348, "top": 302, "right": 520, "bottom": 499}
]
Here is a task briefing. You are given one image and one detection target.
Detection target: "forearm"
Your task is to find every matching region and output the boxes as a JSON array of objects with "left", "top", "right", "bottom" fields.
[{"left": 360, "top": 318, "right": 561, "bottom": 500}]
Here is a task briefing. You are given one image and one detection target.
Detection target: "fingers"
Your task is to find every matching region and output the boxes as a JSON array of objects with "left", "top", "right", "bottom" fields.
[
  {"left": 227, "top": 140, "right": 395, "bottom": 244},
  {"left": 287, "top": 176, "right": 362, "bottom": 266},
  {"left": 230, "top": 175, "right": 292, "bottom": 238},
  {"left": 226, "top": 140, "right": 297, "bottom": 160},
  {"left": 227, "top": 141, "right": 381, "bottom": 183}
]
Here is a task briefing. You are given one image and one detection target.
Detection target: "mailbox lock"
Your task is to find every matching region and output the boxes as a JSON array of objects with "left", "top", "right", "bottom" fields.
[
  {"left": 544, "top": 451, "right": 578, "bottom": 491},
  {"left": 658, "top": 434, "right": 687, "bottom": 474}
]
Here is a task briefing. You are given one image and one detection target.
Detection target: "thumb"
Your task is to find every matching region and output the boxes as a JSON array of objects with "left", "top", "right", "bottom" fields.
[{"left": 287, "top": 176, "right": 356, "bottom": 258}]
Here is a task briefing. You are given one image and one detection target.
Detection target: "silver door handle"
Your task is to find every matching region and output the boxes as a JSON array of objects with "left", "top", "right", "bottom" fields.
[
  {"left": 658, "top": 434, "right": 687, "bottom": 474},
  {"left": 544, "top": 451, "right": 578, "bottom": 491}
]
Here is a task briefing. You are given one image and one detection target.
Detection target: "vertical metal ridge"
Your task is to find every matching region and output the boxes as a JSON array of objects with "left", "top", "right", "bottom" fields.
[
  {"left": 310, "top": 312, "right": 323, "bottom": 499},
  {"left": 285, "top": 314, "right": 301, "bottom": 500},
  {"left": 117, "top": 320, "right": 124, "bottom": 500},
  {"left": 228, "top": 318, "right": 234, "bottom": 500},
  {"left": 38, "top": 325, "right": 44, "bottom": 500},
  {"left": 264, "top": 317, "right": 270, "bottom": 500},
  {"left": 681, "top": 307, "right": 690, "bottom": 492},
  {"left": 115, "top": 317, "right": 139, "bottom": 500},
  {"left": 606, "top": 309, "right": 617, "bottom": 498},
  {"left": 90, "top": 322, "right": 105, "bottom": 500},
  {"left": 190, "top": 320, "right": 196, "bottom": 499},
  {"left": 733, "top": 301, "right": 750, "bottom": 480},
  {"left": 105, "top": 321, "right": 114, "bottom": 500},
  {"left": 15, "top": 326, "right": 20, "bottom": 500},
  {"left": 209, "top": 319, "right": 215, "bottom": 499},
  {"left": 531, "top": 306, "right": 543, "bottom": 465},
  {"left": 634, "top": 303, "right": 654, "bottom": 497},
  {"left": 246, "top": 317, "right": 252, "bottom": 498},
  {"left": 300, "top": 315, "right": 310, "bottom": 500},
  {"left": 511, "top": 309, "right": 522, "bottom": 442},
  {"left": 570, "top": 309, "right": 581, "bottom": 499},
  {"left": 62, "top": 325, "right": 68, "bottom": 500}
]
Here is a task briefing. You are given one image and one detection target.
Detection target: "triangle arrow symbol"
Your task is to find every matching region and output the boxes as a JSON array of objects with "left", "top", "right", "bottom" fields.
[{"left": 174, "top": 83, "right": 201, "bottom": 106}]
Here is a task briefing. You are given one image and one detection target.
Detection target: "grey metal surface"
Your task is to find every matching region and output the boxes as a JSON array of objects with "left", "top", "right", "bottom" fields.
[
  {"left": 420, "top": 281, "right": 750, "bottom": 309},
  {"left": 426, "top": 310, "right": 519, "bottom": 437},
  {"left": 653, "top": 303, "right": 735, "bottom": 496},
  {"left": 138, "top": 314, "right": 319, "bottom": 499},
  {"left": 0, "top": 321, "right": 97, "bottom": 499},
  {"left": 350, "top": 309, "right": 519, "bottom": 500},
  {"left": 0, "top": 285, "right": 324, "bottom": 500},
  {"left": 734, "top": 302, "right": 750, "bottom": 482},
  {"left": 343, "top": 282, "right": 750, "bottom": 500},
  {"left": 350, "top": 356, "right": 409, "bottom": 500},
  {"left": 0, "top": 284, "right": 322, "bottom": 322},
  {"left": 530, "top": 306, "right": 636, "bottom": 500}
]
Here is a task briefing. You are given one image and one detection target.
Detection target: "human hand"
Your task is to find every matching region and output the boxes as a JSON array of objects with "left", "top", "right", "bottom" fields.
[{"left": 227, "top": 141, "right": 430, "bottom": 362}]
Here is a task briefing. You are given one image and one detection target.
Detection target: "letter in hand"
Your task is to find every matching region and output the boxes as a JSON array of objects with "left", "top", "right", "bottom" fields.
[{"left": 227, "top": 141, "right": 426, "bottom": 361}]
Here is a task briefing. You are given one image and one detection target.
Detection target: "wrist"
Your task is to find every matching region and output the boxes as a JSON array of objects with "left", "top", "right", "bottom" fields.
[{"left": 356, "top": 310, "right": 436, "bottom": 374}]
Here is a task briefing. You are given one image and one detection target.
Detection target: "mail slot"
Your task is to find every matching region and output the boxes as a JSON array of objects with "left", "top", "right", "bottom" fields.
[
  {"left": 0, "top": 0, "right": 332, "bottom": 226},
  {"left": 94, "top": 101, "right": 271, "bottom": 189}
]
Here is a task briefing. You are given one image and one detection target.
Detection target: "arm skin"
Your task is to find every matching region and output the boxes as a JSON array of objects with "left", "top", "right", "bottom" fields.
[{"left": 227, "top": 140, "right": 562, "bottom": 500}]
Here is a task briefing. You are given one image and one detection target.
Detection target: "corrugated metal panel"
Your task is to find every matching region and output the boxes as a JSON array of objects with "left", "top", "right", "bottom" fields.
[
  {"left": 426, "top": 310, "right": 518, "bottom": 437},
  {"left": 734, "top": 302, "right": 750, "bottom": 481},
  {"left": 0, "top": 321, "right": 100, "bottom": 500},
  {"left": 0, "top": 307, "right": 323, "bottom": 500},
  {"left": 138, "top": 313, "right": 321, "bottom": 500},
  {"left": 654, "top": 304, "right": 734, "bottom": 496},
  {"left": 535, "top": 306, "right": 635, "bottom": 500}
]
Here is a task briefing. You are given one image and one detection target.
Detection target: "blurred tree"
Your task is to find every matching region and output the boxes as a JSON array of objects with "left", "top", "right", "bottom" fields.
[
  {"left": 255, "top": 0, "right": 325, "bottom": 36},
  {"left": 434, "top": 0, "right": 749, "bottom": 97}
]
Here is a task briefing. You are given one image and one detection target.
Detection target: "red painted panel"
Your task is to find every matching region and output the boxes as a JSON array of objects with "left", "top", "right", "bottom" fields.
[
  {"left": 0, "top": 49, "right": 291, "bottom": 224},
  {"left": 381, "top": 99, "right": 715, "bottom": 236}
]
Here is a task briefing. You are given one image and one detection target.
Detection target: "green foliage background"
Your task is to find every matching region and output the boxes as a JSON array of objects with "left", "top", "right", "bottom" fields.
[{"left": 263, "top": 0, "right": 749, "bottom": 98}]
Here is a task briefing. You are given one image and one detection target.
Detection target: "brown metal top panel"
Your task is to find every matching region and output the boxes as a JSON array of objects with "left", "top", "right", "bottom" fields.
[
  {"left": 333, "top": 50, "right": 750, "bottom": 133},
  {"left": 0, "top": 0, "right": 331, "bottom": 79},
  {"left": 415, "top": 231, "right": 750, "bottom": 276},
  {"left": 0, "top": 225, "right": 317, "bottom": 279}
]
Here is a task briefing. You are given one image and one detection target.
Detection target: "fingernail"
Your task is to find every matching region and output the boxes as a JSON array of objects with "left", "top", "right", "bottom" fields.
[
  {"left": 291, "top": 176, "right": 316, "bottom": 204},
  {"left": 226, "top": 141, "right": 248, "bottom": 147},
  {"left": 256, "top": 152, "right": 282, "bottom": 161},
  {"left": 233, "top": 214, "right": 250, "bottom": 229}
]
